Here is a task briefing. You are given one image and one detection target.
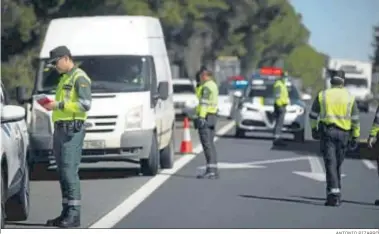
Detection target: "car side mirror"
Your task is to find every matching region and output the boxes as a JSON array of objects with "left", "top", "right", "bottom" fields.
[
  {"left": 15, "top": 86, "right": 31, "bottom": 104},
  {"left": 157, "top": 81, "right": 169, "bottom": 100},
  {"left": 1, "top": 105, "right": 26, "bottom": 123}
]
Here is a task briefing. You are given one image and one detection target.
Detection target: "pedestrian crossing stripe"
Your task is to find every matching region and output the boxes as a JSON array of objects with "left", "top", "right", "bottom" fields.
[{"left": 1, "top": 123, "right": 11, "bottom": 138}]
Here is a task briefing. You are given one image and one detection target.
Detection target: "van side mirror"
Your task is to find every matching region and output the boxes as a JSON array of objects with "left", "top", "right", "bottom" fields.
[
  {"left": 15, "top": 86, "right": 30, "bottom": 104},
  {"left": 157, "top": 81, "right": 169, "bottom": 100}
]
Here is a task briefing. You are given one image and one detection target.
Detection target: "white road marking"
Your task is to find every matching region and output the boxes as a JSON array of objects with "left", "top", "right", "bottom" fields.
[
  {"left": 248, "top": 156, "right": 309, "bottom": 165},
  {"left": 308, "top": 155, "right": 324, "bottom": 174},
  {"left": 362, "top": 159, "right": 377, "bottom": 170},
  {"left": 89, "top": 121, "right": 236, "bottom": 228}
]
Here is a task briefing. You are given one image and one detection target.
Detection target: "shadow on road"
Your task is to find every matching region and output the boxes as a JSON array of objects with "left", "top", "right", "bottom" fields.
[
  {"left": 5, "top": 222, "right": 50, "bottom": 228},
  {"left": 30, "top": 166, "right": 140, "bottom": 181},
  {"left": 239, "top": 194, "right": 322, "bottom": 206},
  {"left": 239, "top": 194, "right": 377, "bottom": 207},
  {"left": 159, "top": 172, "right": 198, "bottom": 179},
  {"left": 292, "top": 195, "right": 375, "bottom": 207}
]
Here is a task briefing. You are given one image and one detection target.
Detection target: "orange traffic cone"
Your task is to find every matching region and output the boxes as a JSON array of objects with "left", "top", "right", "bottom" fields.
[{"left": 180, "top": 117, "right": 193, "bottom": 154}]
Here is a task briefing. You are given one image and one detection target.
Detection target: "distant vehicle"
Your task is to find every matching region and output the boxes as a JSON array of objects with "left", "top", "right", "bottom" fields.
[
  {"left": 234, "top": 67, "right": 308, "bottom": 141},
  {"left": 1, "top": 83, "right": 30, "bottom": 228},
  {"left": 172, "top": 79, "right": 198, "bottom": 117},
  {"left": 15, "top": 16, "right": 175, "bottom": 176},
  {"left": 325, "top": 58, "right": 373, "bottom": 113}
]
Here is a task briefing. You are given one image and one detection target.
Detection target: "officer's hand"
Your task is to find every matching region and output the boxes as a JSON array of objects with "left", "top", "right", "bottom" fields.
[
  {"left": 368, "top": 136, "right": 377, "bottom": 148},
  {"left": 311, "top": 128, "right": 320, "bottom": 140},
  {"left": 43, "top": 101, "right": 57, "bottom": 111},
  {"left": 349, "top": 137, "right": 359, "bottom": 151},
  {"left": 196, "top": 118, "right": 207, "bottom": 129}
]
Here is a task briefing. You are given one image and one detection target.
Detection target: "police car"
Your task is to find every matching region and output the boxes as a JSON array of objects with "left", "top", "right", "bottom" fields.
[
  {"left": 1, "top": 84, "right": 30, "bottom": 228},
  {"left": 234, "top": 67, "right": 308, "bottom": 141}
]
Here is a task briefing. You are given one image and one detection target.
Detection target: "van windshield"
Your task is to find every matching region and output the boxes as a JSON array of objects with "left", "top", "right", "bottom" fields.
[{"left": 36, "top": 55, "right": 152, "bottom": 93}]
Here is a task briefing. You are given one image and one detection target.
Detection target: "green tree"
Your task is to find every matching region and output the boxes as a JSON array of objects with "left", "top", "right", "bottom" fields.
[{"left": 284, "top": 44, "right": 326, "bottom": 93}]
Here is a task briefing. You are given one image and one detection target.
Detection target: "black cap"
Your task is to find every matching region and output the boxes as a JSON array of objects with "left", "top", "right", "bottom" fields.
[{"left": 48, "top": 46, "right": 71, "bottom": 64}]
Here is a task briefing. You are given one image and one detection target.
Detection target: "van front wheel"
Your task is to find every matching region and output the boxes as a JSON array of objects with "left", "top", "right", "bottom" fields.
[
  {"left": 160, "top": 135, "right": 174, "bottom": 169},
  {"left": 140, "top": 134, "right": 160, "bottom": 176}
]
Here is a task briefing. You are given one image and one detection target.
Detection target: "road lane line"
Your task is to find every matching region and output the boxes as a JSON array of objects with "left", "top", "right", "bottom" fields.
[
  {"left": 89, "top": 121, "right": 235, "bottom": 228},
  {"left": 308, "top": 155, "right": 324, "bottom": 174},
  {"left": 362, "top": 159, "right": 377, "bottom": 170}
]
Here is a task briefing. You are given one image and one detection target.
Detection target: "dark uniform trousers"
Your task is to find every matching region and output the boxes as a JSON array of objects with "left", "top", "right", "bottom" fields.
[
  {"left": 273, "top": 104, "right": 286, "bottom": 138},
  {"left": 198, "top": 114, "right": 218, "bottom": 172},
  {"left": 320, "top": 125, "right": 350, "bottom": 194},
  {"left": 53, "top": 121, "right": 85, "bottom": 214}
]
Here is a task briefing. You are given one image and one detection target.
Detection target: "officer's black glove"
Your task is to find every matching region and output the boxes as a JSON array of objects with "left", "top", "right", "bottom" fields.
[
  {"left": 195, "top": 118, "right": 207, "bottom": 129},
  {"left": 311, "top": 128, "right": 320, "bottom": 140},
  {"left": 349, "top": 137, "right": 358, "bottom": 151}
]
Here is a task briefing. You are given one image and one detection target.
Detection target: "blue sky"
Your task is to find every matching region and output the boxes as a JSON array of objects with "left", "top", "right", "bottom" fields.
[{"left": 289, "top": 0, "right": 379, "bottom": 62}]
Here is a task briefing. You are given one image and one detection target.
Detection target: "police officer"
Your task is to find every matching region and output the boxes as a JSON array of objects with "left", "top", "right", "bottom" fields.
[
  {"left": 367, "top": 105, "right": 379, "bottom": 205},
  {"left": 309, "top": 70, "right": 360, "bottom": 206},
  {"left": 273, "top": 71, "right": 290, "bottom": 145},
  {"left": 42, "top": 46, "right": 92, "bottom": 227},
  {"left": 194, "top": 68, "right": 219, "bottom": 179}
]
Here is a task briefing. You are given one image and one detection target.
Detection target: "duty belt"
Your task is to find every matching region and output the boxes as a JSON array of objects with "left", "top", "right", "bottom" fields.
[{"left": 54, "top": 120, "right": 84, "bottom": 129}]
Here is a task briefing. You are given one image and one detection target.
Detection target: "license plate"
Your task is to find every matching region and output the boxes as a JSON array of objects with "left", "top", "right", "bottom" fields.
[{"left": 83, "top": 140, "right": 105, "bottom": 149}]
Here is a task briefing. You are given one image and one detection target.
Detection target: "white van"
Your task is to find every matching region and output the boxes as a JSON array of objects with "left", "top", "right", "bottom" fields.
[{"left": 16, "top": 16, "right": 175, "bottom": 176}]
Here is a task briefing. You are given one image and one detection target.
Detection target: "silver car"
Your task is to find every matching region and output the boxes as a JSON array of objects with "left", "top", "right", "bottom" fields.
[{"left": 1, "top": 84, "right": 30, "bottom": 228}]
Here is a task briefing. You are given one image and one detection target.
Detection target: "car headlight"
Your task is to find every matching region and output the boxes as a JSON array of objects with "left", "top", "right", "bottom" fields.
[
  {"left": 295, "top": 106, "right": 304, "bottom": 115},
  {"left": 32, "top": 110, "right": 51, "bottom": 134},
  {"left": 125, "top": 105, "right": 142, "bottom": 129}
]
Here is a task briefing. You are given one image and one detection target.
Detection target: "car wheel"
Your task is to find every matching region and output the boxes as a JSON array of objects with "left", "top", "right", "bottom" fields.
[
  {"left": 294, "top": 130, "right": 305, "bottom": 142},
  {"left": 1, "top": 172, "right": 6, "bottom": 229},
  {"left": 160, "top": 131, "right": 174, "bottom": 169},
  {"left": 235, "top": 126, "right": 245, "bottom": 138},
  {"left": 5, "top": 161, "right": 30, "bottom": 221},
  {"left": 140, "top": 133, "right": 160, "bottom": 176}
]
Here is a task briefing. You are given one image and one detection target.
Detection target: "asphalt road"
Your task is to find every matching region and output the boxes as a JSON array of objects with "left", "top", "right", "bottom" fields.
[{"left": 5, "top": 111, "right": 379, "bottom": 229}]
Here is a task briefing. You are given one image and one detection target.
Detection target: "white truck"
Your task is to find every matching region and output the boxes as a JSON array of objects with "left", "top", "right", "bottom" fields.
[{"left": 325, "top": 58, "right": 373, "bottom": 112}]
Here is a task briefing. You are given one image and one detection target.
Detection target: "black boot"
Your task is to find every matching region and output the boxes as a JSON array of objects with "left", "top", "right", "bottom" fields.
[
  {"left": 374, "top": 199, "right": 379, "bottom": 206},
  {"left": 58, "top": 207, "right": 80, "bottom": 228},
  {"left": 197, "top": 168, "right": 219, "bottom": 179},
  {"left": 46, "top": 206, "right": 68, "bottom": 227},
  {"left": 324, "top": 194, "right": 341, "bottom": 207}
]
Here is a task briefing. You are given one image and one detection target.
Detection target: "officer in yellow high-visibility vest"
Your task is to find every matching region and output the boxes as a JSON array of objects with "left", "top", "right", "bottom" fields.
[
  {"left": 309, "top": 69, "right": 360, "bottom": 207},
  {"left": 194, "top": 68, "right": 219, "bottom": 179},
  {"left": 367, "top": 105, "right": 379, "bottom": 206},
  {"left": 272, "top": 71, "right": 290, "bottom": 145},
  {"left": 42, "top": 46, "right": 92, "bottom": 227}
]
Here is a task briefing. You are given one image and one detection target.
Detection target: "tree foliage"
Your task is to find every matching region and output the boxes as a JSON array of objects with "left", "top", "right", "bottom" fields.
[{"left": 1, "top": 0, "right": 326, "bottom": 95}]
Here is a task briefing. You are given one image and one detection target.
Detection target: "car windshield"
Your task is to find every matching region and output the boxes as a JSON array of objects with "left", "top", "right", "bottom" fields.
[
  {"left": 173, "top": 84, "right": 195, "bottom": 94},
  {"left": 35, "top": 55, "right": 152, "bottom": 94},
  {"left": 344, "top": 77, "right": 368, "bottom": 87},
  {"left": 247, "top": 84, "right": 300, "bottom": 100}
]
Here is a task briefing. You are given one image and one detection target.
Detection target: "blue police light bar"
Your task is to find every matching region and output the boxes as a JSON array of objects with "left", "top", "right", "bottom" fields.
[{"left": 231, "top": 80, "right": 248, "bottom": 89}]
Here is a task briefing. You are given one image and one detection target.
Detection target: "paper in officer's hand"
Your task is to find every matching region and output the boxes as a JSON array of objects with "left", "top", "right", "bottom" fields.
[{"left": 35, "top": 94, "right": 53, "bottom": 106}]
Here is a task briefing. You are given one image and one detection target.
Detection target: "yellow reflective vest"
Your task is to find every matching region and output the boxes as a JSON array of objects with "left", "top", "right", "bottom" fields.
[
  {"left": 52, "top": 68, "right": 91, "bottom": 122},
  {"left": 273, "top": 80, "right": 289, "bottom": 107},
  {"left": 196, "top": 79, "right": 218, "bottom": 118}
]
